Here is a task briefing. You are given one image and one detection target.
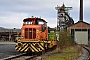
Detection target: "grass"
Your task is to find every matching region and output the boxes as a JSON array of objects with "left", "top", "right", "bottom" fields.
[
  {"left": 45, "top": 56, "right": 65, "bottom": 60},
  {"left": 45, "top": 46, "right": 79, "bottom": 60}
]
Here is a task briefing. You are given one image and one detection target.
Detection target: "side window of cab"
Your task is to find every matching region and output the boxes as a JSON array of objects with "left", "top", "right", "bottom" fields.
[{"left": 42, "top": 23, "right": 47, "bottom": 32}]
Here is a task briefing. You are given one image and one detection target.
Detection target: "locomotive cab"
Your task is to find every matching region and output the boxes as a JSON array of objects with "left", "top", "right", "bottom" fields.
[{"left": 22, "top": 17, "right": 48, "bottom": 40}]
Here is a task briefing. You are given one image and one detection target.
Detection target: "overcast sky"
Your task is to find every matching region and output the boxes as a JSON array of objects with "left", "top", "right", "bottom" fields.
[{"left": 0, "top": 0, "right": 90, "bottom": 28}]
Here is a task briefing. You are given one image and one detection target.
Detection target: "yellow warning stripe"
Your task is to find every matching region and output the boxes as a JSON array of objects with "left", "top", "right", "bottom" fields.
[
  {"left": 20, "top": 44, "right": 28, "bottom": 52},
  {"left": 17, "top": 47, "right": 22, "bottom": 51},
  {"left": 24, "top": 47, "right": 28, "bottom": 52},
  {"left": 15, "top": 45, "right": 18, "bottom": 50},
  {"left": 28, "top": 43, "right": 35, "bottom": 52},
  {"left": 38, "top": 43, "right": 44, "bottom": 50},
  {"left": 23, "top": 43, "right": 27, "bottom": 47},
  {"left": 32, "top": 43, "right": 40, "bottom": 52},
  {"left": 29, "top": 47, "right": 34, "bottom": 52},
  {"left": 38, "top": 48, "right": 42, "bottom": 52},
  {"left": 24, "top": 47, "right": 33, "bottom": 52},
  {"left": 31, "top": 44, "right": 38, "bottom": 52},
  {"left": 40, "top": 43, "right": 44, "bottom": 46}
]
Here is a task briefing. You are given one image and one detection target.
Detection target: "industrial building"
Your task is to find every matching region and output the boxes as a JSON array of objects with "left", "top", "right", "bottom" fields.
[
  {"left": 0, "top": 27, "right": 21, "bottom": 41},
  {"left": 68, "top": 21, "right": 90, "bottom": 44},
  {"left": 68, "top": 0, "right": 90, "bottom": 45}
]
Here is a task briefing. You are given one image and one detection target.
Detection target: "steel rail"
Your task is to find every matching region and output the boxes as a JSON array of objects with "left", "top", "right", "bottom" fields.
[
  {"left": 3, "top": 53, "right": 37, "bottom": 60},
  {"left": 3, "top": 53, "right": 26, "bottom": 60}
]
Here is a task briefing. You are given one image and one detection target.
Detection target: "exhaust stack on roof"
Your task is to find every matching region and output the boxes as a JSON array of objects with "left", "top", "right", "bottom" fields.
[{"left": 79, "top": 0, "right": 83, "bottom": 21}]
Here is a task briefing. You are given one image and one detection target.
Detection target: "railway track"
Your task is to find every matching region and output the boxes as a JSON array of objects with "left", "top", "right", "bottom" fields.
[
  {"left": 2, "top": 49, "right": 54, "bottom": 60},
  {"left": 2, "top": 53, "right": 37, "bottom": 60},
  {"left": 77, "top": 45, "right": 90, "bottom": 60},
  {"left": 88, "top": 57, "right": 90, "bottom": 60}
]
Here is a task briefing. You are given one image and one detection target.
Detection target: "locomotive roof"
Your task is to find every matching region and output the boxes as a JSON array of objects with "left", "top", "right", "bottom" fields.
[{"left": 23, "top": 17, "right": 47, "bottom": 23}]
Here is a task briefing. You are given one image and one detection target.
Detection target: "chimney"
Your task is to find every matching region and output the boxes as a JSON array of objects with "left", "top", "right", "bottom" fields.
[{"left": 79, "top": 0, "right": 83, "bottom": 21}]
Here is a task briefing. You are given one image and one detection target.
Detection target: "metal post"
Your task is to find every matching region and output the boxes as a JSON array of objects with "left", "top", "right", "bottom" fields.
[{"left": 9, "top": 30, "right": 11, "bottom": 41}]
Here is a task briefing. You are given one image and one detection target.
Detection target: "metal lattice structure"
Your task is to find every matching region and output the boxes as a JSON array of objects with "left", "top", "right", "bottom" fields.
[{"left": 55, "top": 4, "right": 73, "bottom": 31}]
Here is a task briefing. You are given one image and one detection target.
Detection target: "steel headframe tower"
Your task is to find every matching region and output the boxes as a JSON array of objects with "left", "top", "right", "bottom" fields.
[{"left": 55, "top": 4, "right": 72, "bottom": 31}]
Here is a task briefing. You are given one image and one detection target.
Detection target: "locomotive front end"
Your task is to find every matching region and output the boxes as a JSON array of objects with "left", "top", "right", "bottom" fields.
[
  {"left": 15, "top": 17, "right": 57, "bottom": 54},
  {"left": 15, "top": 17, "right": 48, "bottom": 53}
]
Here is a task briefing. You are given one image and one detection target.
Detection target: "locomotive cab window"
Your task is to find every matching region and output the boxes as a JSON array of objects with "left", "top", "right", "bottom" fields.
[
  {"left": 42, "top": 24, "right": 45, "bottom": 32},
  {"left": 23, "top": 21, "right": 33, "bottom": 25},
  {"left": 42, "top": 22, "right": 47, "bottom": 32},
  {"left": 36, "top": 20, "right": 46, "bottom": 32},
  {"left": 37, "top": 20, "right": 44, "bottom": 25}
]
